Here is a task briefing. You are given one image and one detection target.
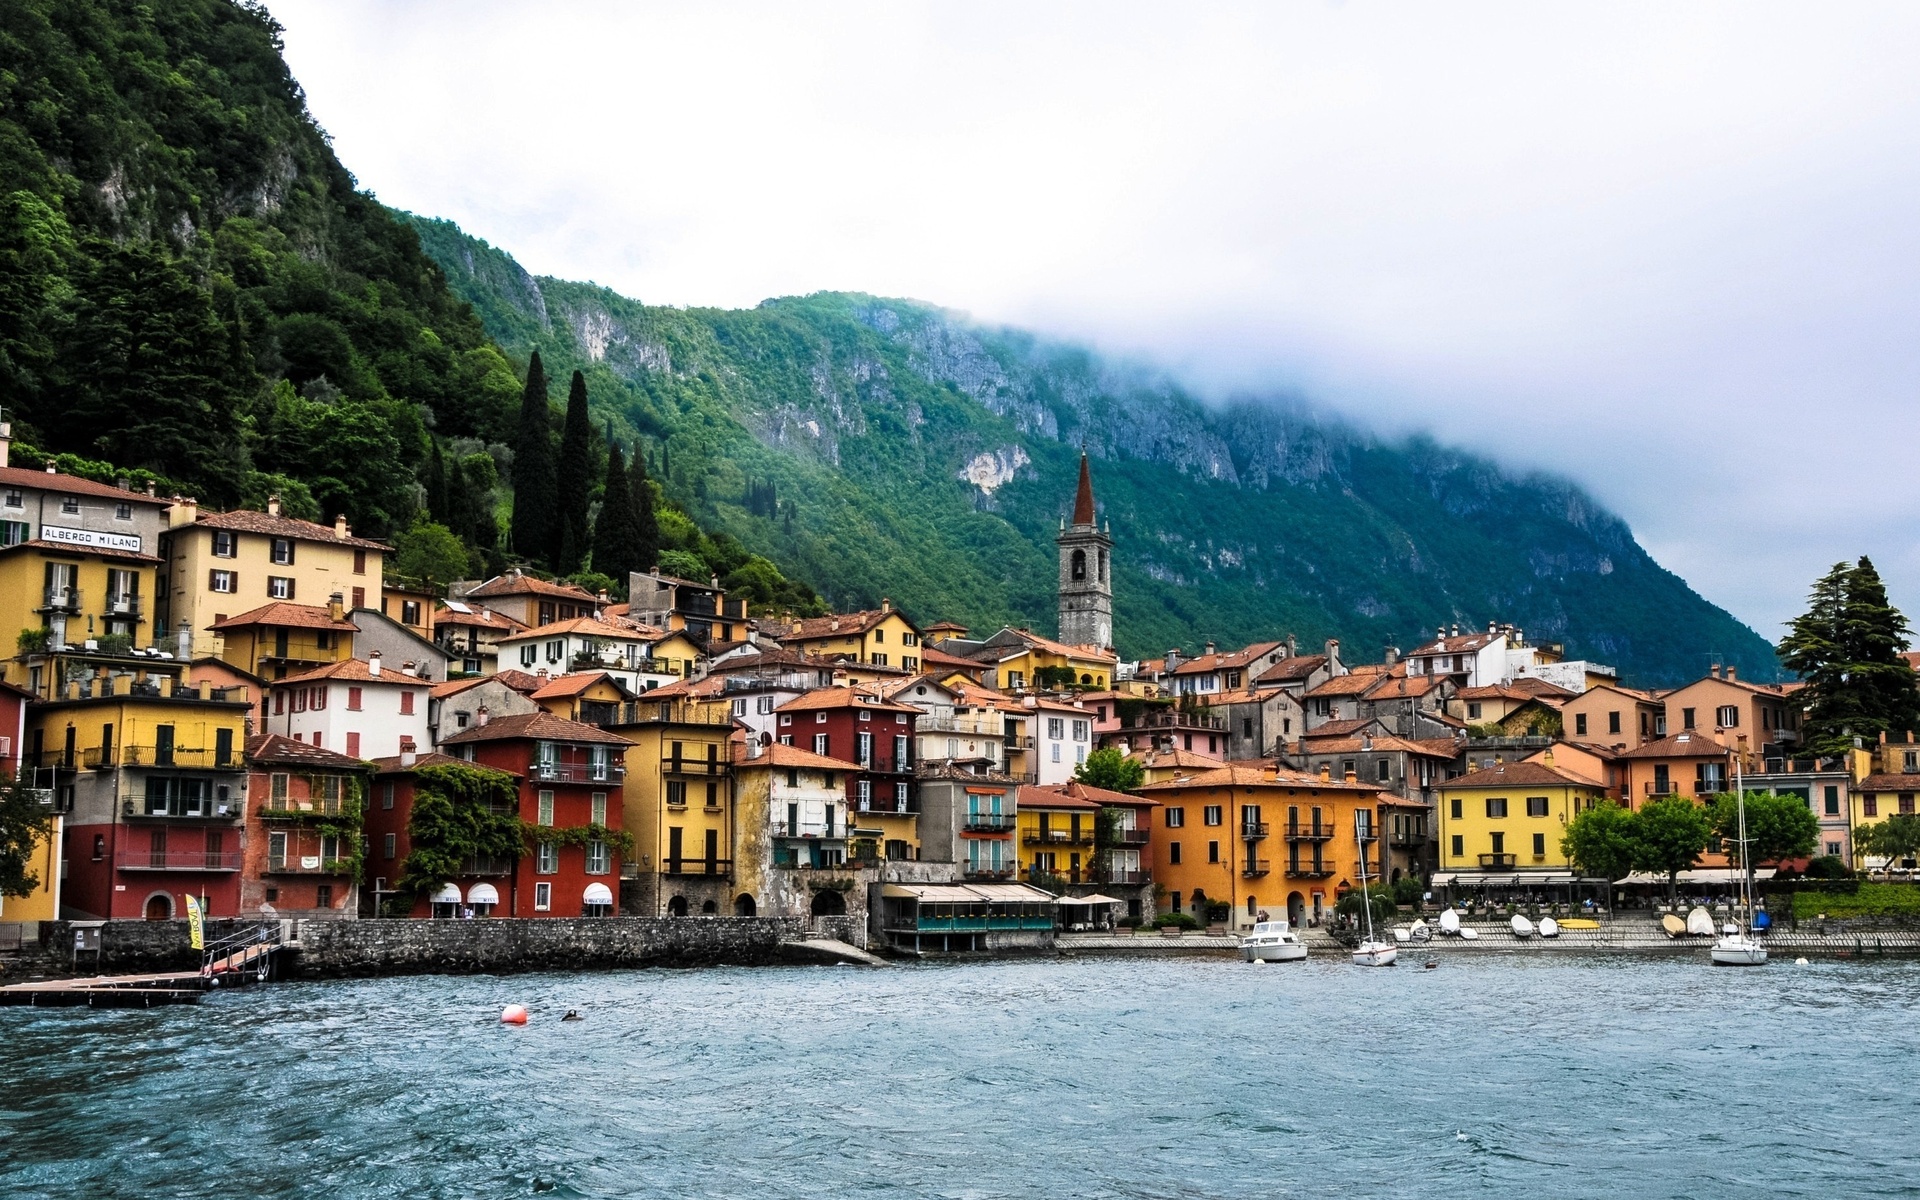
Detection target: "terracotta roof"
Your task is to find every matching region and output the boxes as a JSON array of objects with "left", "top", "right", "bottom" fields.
[
  {"left": 501, "top": 616, "right": 660, "bottom": 642},
  {"left": 0, "top": 466, "right": 171, "bottom": 505},
  {"left": 530, "top": 671, "right": 636, "bottom": 701},
  {"left": 432, "top": 604, "right": 528, "bottom": 631},
  {"left": 369, "top": 751, "right": 516, "bottom": 778},
  {"left": 1254, "top": 654, "right": 1328, "bottom": 685},
  {"left": 244, "top": 733, "right": 368, "bottom": 769},
  {"left": 210, "top": 602, "right": 357, "bottom": 631},
  {"left": 438, "top": 711, "right": 634, "bottom": 747},
  {"left": 190, "top": 507, "right": 390, "bottom": 550},
  {"left": 1618, "top": 731, "right": 1730, "bottom": 760},
  {"left": 764, "top": 607, "right": 915, "bottom": 642},
  {"left": 1170, "top": 642, "right": 1284, "bottom": 677},
  {"left": 463, "top": 572, "right": 600, "bottom": 603},
  {"left": 733, "top": 742, "right": 866, "bottom": 772},
  {"left": 274, "top": 658, "right": 431, "bottom": 686},
  {"left": 1858, "top": 774, "right": 1920, "bottom": 792},
  {"left": 1438, "top": 761, "right": 1603, "bottom": 790},
  {"left": 0, "top": 539, "right": 164, "bottom": 565},
  {"left": 1071, "top": 453, "right": 1097, "bottom": 525},
  {"left": 774, "top": 687, "right": 920, "bottom": 715}
]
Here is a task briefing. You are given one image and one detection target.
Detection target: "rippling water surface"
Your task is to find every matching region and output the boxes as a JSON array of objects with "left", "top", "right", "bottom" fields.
[{"left": 3, "top": 953, "right": 1916, "bottom": 1198}]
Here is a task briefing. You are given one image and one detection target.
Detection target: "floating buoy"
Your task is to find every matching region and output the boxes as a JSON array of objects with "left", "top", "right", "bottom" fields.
[{"left": 501, "top": 1004, "right": 529, "bottom": 1025}]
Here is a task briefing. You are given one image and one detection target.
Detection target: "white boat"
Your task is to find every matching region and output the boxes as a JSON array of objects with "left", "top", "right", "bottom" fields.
[
  {"left": 1350, "top": 817, "right": 1396, "bottom": 966},
  {"left": 1510, "top": 915, "right": 1535, "bottom": 938},
  {"left": 1438, "top": 909, "right": 1462, "bottom": 936},
  {"left": 1538, "top": 917, "right": 1560, "bottom": 938},
  {"left": 1710, "top": 756, "right": 1768, "bottom": 967},
  {"left": 1240, "top": 920, "right": 1308, "bottom": 963}
]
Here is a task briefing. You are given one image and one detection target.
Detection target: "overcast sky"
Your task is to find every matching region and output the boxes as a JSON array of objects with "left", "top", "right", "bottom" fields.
[{"left": 268, "top": 1, "right": 1920, "bottom": 639}]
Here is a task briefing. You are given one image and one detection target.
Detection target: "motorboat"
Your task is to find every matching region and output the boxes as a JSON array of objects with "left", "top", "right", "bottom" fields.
[
  {"left": 1438, "top": 909, "right": 1462, "bottom": 936},
  {"left": 1350, "top": 817, "right": 1397, "bottom": 967},
  {"left": 1710, "top": 757, "right": 1768, "bottom": 967},
  {"left": 1240, "top": 920, "right": 1308, "bottom": 963},
  {"left": 1538, "top": 917, "right": 1560, "bottom": 938},
  {"left": 1510, "top": 915, "right": 1535, "bottom": 938}
]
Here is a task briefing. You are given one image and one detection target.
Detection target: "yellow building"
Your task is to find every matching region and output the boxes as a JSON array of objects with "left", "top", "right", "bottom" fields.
[
  {"left": 612, "top": 691, "right": 738, "bottom": 917},
  {"left": 210, "top": 601, "right": 357, "bottom": 680},
  {"left": 765, "top": 601, "right": 924, "bottom": 672},
  {"left": 159, "top": 498, "right": 389, "bottom": 660},
  {"left": 1436, "top": 759, "right": 1610, "bottom": 884}
]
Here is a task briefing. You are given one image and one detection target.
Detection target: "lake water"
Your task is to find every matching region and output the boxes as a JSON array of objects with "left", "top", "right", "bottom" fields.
[{"left": 3, "top": 953, "right": 1916, "bottom": 1198}]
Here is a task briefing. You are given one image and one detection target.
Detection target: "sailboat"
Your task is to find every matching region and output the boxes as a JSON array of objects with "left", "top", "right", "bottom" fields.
[
  {"left": 1352, "top": 812, "right": 1397, "bottom": 967},
  {"left": 1710, "top": 749, "right": 1768, "bottom": 967}
]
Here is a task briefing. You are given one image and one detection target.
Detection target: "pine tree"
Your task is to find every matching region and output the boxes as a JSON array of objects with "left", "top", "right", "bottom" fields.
[
  {"left": 1780, "top": 556, "right": 1920, "bottom": 753},
  {"left": 509, "top": 350, "right": 557, "bottom": 562},
  {"left": 591, "top": 442, "right": 642, "bottom": 589},
  {"left": 555, "top": 369, "right": 594, "bottom": 572},
  {"left": 631, "top": 443, "right": 660, "bottom": 574}
]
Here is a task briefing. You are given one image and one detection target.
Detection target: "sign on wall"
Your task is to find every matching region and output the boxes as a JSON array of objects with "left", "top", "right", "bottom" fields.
[{"left": 39, "top": 525, "right": 143, "bottom": 553}]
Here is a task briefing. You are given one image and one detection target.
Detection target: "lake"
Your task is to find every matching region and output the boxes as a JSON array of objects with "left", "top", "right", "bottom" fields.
[{"left": 2, "top": 953, "right": 1915, "bottom": 1198}]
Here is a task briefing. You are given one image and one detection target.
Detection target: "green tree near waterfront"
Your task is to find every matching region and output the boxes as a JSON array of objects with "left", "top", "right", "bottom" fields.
[
  {"left": 1560, "top": 800, "right": 1638, "bottom": 882},
  {"left": 1855, "top": 814, "right": 1920, "bottom": 868},
  {"left": 1632, "top": 795, "right": 1714, "bottom": 902},
  {"left": 0, "top": 772, "right": 55, "bottom": 899},
  {"left": 1779, "top": 557, "right": 1920, "bottom": 755},
  {"left": 1075, "top": 747, "right": 1145, "bottom": 793},
  {"left": 1708, "top": 790, "right": 1818, "bottom": 868}
]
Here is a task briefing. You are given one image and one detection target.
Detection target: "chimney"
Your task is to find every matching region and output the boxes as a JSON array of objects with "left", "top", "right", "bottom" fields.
[
  {"left": 1725, "top": 665, "right": 1737, "bottom": 682},
  {"left": 399, "top": 737, "right": 417, "bottom": 768},
  {"left": 476, "top": 705, "right": 490, "bottom": 727},
  {"left": 267, "top": 494, "right": 281, "bottom": 518},
  {"left": 368, "top": 651, "right": 382, "bottom": 677},
  {"left": 327, "top": 592, "right": 344, "bottom": 622}
]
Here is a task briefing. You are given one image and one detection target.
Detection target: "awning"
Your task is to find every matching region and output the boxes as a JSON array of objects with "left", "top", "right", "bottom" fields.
[
  {"left": 582, "top": 883, "right": 613, "bottom": 905},
  {"left": 431, "top": 883, "right": 462, "bottom": 904},
  {"left": 467, "top": 883, "right": 501, "bottom": 905}
]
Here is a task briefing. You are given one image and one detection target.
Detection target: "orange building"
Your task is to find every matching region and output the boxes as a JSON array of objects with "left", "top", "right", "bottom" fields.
[{"left": 1140, "top": 764, "right": 1388, "bottom": 932}]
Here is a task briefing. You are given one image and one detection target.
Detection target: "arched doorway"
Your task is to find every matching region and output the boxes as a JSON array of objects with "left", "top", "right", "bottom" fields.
[
  {"left": 667, "top": 895, "right": 688, "bottom": 917},
  {"left": 733, "top": 893, "right": 757, "bottom": 916},
  {"left": 144, "top": 893, "right": 173, "bottom": 921},
  {"left": 1286, "top": 891, "right": 1305, "bottom": 928},
  {"left": 810, "top": 888, "right": 846, "bottom": 917}
]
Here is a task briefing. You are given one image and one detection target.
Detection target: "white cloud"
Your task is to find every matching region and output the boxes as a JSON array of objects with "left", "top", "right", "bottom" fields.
[{"left": 268, "top": 0, "right": 1920, "bottom": 638}]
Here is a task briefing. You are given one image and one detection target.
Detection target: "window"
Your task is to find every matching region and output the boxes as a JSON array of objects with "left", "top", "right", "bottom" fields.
[
  {"left": 1824, "top": 786, "right": 1840, "bottom": 816},
  {"left": 1169, "top": 842, "right": 1181, "bottom": 865},
  {"left": 268, "top": 576, "right": 293, "bottom": 600},
  {"left": 209, "top": 569, "right": 236, "bottom": 594},
  {"left": 1165, "top": 807, "right": 1185, "bottom": 828},
  {"left": 1208, "top": 841, "right": 1220, "bottom": 863},
  {"left": 533, "top": 882, "right": 552, "bottom": 910},
  {"left": 383, "top": 832, "right": 397, "bottom": 860},
  {"left": 212, "top": 531, "right": 237, "bottom": 557},
  {"left": 537, "top": 790, "right": 555, "bottom": 826},
  {"left": 1526, "top": 796, "right": 1549, "bottom": 817},
  {"left": 1451, "top": 834, "right": 1464, "bottom": 858},
  {"left": 1532, "top": 832, "right": 1546, "bottom": 857},
  {"left": 1203, "top": 805, "right": 1222, "bottom": 826},
  {"left": 586, "top": 841, "right": 610, "bottom": 874},
  {"left": 1485, "top": 797, "right": 1508, "bottom": 818},
  {"left": 1716, "top": 705, "right": 1739, "bottom": 729},
  {"left": 536, "top": 842, "right": 559, "bottom": 873},
  {"left": 347, "top": 687, "right": 363, "bottom": 711},
  {"left": 270, "top": 538, "right": 294, "bottom": 565},
  {"left": 1574, "top": 713, "right": 1588, "bottom": 736}
]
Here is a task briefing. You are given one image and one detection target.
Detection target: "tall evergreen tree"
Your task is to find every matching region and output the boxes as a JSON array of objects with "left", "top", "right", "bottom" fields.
[
  {"left": 1780, "top": 556, "right": 1920, "bottom": 753},
  {"left": 508, "top": 350, "right": 557, "bottom": 562},
  {"left": 631, "top": 443, "right": 660, "bottom": 574},
  {"left": 591, "top": 441, "right": 641, "bottom": 588},
  {"left": 555, "top": 369, "right": 594, "bottom": 572}
]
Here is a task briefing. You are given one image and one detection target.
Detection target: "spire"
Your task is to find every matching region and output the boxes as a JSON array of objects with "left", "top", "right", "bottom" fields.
[{"left": 1071, "top": 453, "right": 1096, "bottom": 526}]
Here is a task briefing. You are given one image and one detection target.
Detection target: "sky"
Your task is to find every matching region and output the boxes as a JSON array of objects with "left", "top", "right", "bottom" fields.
[{"left": 266, "top": 1, "right": 1920, "bottom": 639}]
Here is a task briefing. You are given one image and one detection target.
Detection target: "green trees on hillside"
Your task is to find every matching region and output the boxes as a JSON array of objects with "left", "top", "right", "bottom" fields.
[{"left": 1780, "top": 558, "right": 1920, "bottom": 754}]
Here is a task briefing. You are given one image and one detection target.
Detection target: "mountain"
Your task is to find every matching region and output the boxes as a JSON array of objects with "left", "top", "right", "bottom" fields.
[{"left": 406, "top": 216, "right": 1777, "bottom": 684}]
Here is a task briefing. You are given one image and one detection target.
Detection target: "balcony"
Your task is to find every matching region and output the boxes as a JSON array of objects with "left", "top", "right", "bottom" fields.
[
  {"left": 772, "top": 820, "right": 846, "bottom": 839},
  {"left": 1284, "top": 822, "right": 1336, "bottom": 841},
  {"left": 1104, "top": 868, "right": 1151, "bottom": 886},
  {"left": 662, "top": 858, "right": 733, "bottom": 878},
  {"left": 1286, "top": 861, "right": 1336, "bottom": 879},
  {"left": 1024, "top": 829, "right": 1094, "bottom": 847},
  {"left": 1240, "top": 821, "right": 1270, "bottom": 840},
  {"left": 962, "top": 812, "right": 1016, "bottom": 833},
  {"left": 115, "top": 848, "right": 242, "bottom": 872},
  {"left": 1478, "top": 852, "right": 1517, "bottom": 868},
  {"left": 532, "top": 761, "right": 627, "bottom": 784},
  {"left": 265, "top": 855, "right": 350, "bottom": 876},
  {"left": 1242, "top": 859, "right": 1272, "bottom": 878}
]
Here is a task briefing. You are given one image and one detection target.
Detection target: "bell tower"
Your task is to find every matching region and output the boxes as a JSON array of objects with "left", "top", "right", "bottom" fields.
[{"left": 1057, "top": 453, "right": 1114, "bottom": 650}]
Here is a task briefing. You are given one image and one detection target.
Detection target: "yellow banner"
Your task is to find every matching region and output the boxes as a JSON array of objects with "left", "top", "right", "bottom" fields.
[{"left": 183, "top": 894, "right": 204, "bottom": 950}]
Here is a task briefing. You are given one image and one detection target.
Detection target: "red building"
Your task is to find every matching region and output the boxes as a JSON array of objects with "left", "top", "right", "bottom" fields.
[
  {"left": 240, "top": 734, "right": 369, "bottom": 919},
  {"left": 427, "top": 713, "right": 631, "bottom": 917},
  {"left": 772, "top": 687, "right": 919, "bottom": 815}
]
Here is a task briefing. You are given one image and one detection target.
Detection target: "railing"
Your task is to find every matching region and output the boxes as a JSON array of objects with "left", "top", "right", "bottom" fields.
[
  {"left": 1024, "top": 829, "right": 1094, "bottom": 846},
  {"left": 266, "top": 855, "right": 350, "bottom": 875},
  {"left": 115, "top": 848, "right": 243, "bottom": 871},
  {"left": 962, "top": 813, "right": 1016, "bottom": 832},
  {"left": 1286, "top": 861, "right": 1335, "bottom": 878},
  {"left": 1240, "top": 821, "right": 1270, "bottom": 839},
  {"left": 1104, "top": 868, "right": 1151, "bottom": 885},
  {"left": 1479, "top": 852, "right": 1517, "bottom": 868},
  {"left": 532, "top": 761, "right": 627, "bottom": 783},
  {"left": 663, "top": 858, "right": 733, "bottom": 877},
  {"left": 1284, "top": 823, "right": 1336, "bottom": 841},
  {"left": 1242, "top": 859, "right": 1271, "bottom": 877},
  {"left": 772, "top": 820, "right": 844, "bottom": 839}
]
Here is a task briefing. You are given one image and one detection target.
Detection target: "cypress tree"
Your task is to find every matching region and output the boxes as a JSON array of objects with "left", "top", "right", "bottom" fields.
[
  {"left": 591, "top": 441, "right": 641, "bottom": 588},
  {"left": 631, "top": 443, "right": 660, "bottom": 575},
  {"left": 556, "top": 369, "right": 594, "bottom": 572},
  {"left": 1781, "top": 556, "right": 1920, "bottom": 753},
  {"left": 509, "top": 350, "right": 557, "bottom": 562}
]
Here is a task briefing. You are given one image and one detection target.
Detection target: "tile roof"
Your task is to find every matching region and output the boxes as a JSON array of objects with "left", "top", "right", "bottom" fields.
[
  {"left": 0, "top": 466, "right": 171, "bottom": 504},
  {"left": 191, "top": 507, "right": 391, "bottom": 550},
  {"left": 733, "top": 743, "right": 867, "bottom": 772},
  {"left": 437, "top": 711, "right": 634, "bottom": 747},
  {"left": 210, "top": 602, "right": 358, "bottom": 631},
  {"left": 1438, "top": 761, "right": 1603, "bottom": 790},
  {"left": 1617, "top": 731, "right": 1730, "bottom": 760},
  {"left": 463, "top": 572, "right": 600, "bottom": 603},
  {"left": 774, "top": 687, "right": 921, "bottom": 715},
  {"left": 1170, "top": 642, "right": 1285, "bottom": 676},
  {"left": 244, "top": 733, "right": 368, "bottom": 769},
  {"left": 275, "top": 658, "right": 431, "bottom": 686}
]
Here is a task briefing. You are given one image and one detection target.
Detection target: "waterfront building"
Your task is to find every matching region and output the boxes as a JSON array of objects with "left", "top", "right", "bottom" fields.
[
  {"left": 431, "top": 600, "right": 528, "bottom": 677},
  {"left": 611, "top": 690, "right": 736, "bottom": 917},
  {"left": 1140, "top": 764, "right": 1387, "bottom": 931},
  {"left": 439, "top": 712, "right": 631, "bottom": 917},
  {"left": 263, "top": 654, "right": 431, "bottom": 760},
  {"left": 210, "top": 598, "right": 358, "bottom": 680},
  {"left": 240, "top": 734, "right": 369, "bottom": 919},
  {"left": 1434, "top": 759, "right": 1610, "bottom": 891},
  {"left": 363, "top": 750, "right": 523, "bottom": 917},
  {"left": 159, "top": 497, "right": 388, "bottom": 661},
  {"left": 760, "top": 600, "right": 924, "bottom": 672}
]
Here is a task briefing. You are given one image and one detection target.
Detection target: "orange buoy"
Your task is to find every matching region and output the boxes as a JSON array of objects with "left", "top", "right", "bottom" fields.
[{"left": 501, "top": 1004, "right": 529, "bottom": 1025}]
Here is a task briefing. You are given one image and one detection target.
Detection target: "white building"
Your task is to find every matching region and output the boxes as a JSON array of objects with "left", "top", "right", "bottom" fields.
[{"left": 265, "top": 654, "right": 432, "bottom": 760}]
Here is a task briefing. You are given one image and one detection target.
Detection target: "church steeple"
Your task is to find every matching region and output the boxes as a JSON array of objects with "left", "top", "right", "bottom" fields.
[{"left": 1057, "top": 453, "right": 1114, "bottom": 650}]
